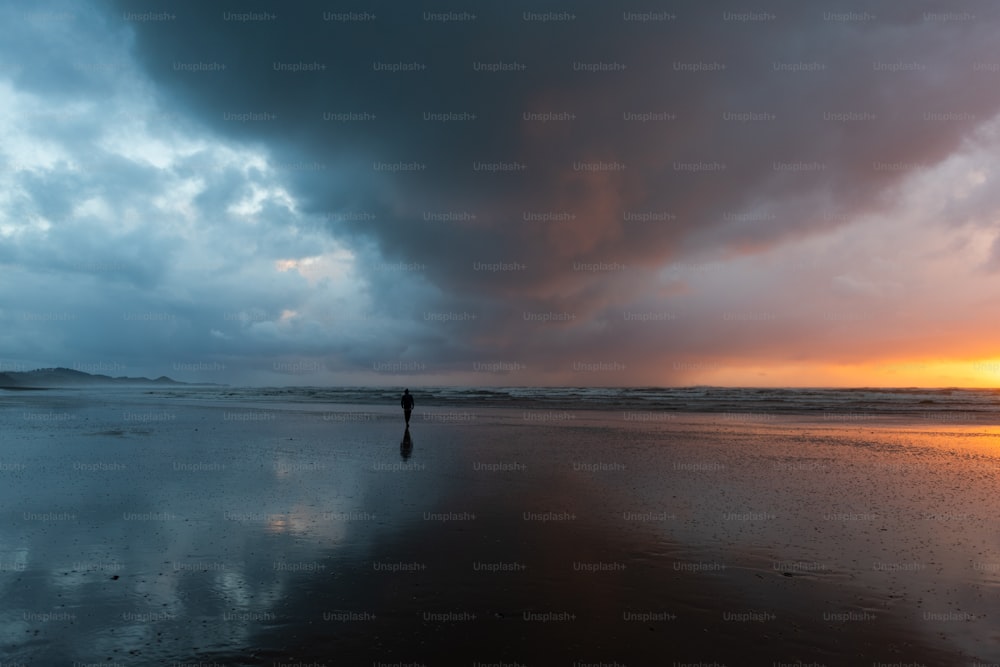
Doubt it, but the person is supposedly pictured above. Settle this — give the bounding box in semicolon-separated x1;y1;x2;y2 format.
400;388;415;426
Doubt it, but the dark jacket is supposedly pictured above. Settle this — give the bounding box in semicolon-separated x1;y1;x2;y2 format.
401;393;415;410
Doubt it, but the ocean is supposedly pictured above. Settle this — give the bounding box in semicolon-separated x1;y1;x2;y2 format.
135;385;1000;421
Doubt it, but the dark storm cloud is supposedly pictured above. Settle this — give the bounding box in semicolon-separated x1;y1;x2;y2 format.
107;0;1000;261
20;0;995;382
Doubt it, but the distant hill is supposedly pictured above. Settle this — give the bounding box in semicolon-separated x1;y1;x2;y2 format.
0;367;199;389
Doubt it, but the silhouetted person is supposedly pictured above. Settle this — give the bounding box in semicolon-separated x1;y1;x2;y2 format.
401;388;414;426
400;427;413;460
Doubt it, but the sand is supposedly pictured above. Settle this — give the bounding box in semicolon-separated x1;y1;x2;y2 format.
1;388;998;665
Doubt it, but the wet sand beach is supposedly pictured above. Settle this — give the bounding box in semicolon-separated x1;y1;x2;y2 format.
1;388;999;665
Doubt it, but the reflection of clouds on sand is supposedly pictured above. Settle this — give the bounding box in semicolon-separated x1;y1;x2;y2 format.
250;505;352;542
426;410;1000;661
0;618;33;652
213;569;284;624
7;392;999;662
0;393;433;663
619;416;1000;659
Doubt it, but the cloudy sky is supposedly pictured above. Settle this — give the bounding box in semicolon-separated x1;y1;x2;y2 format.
3;0;1000;387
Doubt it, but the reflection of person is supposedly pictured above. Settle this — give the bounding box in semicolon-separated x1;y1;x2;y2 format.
401;389;415;426
400;428;413;460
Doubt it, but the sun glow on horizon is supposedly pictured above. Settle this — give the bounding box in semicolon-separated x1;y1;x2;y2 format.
686;358;1000;389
